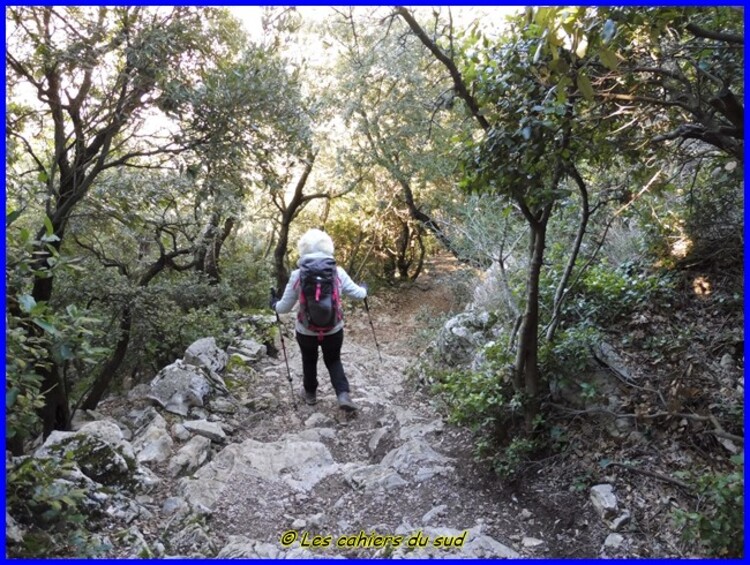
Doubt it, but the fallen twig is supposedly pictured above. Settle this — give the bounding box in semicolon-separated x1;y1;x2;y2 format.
602;461;694;493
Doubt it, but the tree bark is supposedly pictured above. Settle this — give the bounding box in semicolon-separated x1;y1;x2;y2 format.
273;153;318;291
80;305;133;411
274;218;292;291
546;164;590;342
396;219;411;279
204;216;235;284
514;208;550;432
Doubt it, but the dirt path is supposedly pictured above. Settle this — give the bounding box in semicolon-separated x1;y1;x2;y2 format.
195;255;607;558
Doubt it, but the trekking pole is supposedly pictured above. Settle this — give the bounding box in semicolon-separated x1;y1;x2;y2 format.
363;297;383;363
274;310;298;410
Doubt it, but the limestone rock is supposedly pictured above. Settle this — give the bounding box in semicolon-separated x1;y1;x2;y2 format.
381;438;453;479
343;463;407;491
522;536;544;547
179;438;338;511
132;414;173;463
184;337;228;374
168;435;212;477
208;397;238;415
436;311;493;367
227;338;266;361
183;419;227;443
399;418;444;441
590;484;618;520
305;412;333;428
368;427;389;454
162;497;189;517
172;423;191;442
604;533;624;548
6;511;24;544
422;504;447;525
127;406;160;430
147;360;211;417
35;421;137;488
171;522;215;555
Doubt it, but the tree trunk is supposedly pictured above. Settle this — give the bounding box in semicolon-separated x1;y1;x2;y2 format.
396;219;411;279
399;176;481;267
80;305;132;410
36;364;71;439
30;224;72;437
274;218;292;292
514;209;550;432
272;154;318;291
409;227;427;281
204;217;235;284
546;165;590;342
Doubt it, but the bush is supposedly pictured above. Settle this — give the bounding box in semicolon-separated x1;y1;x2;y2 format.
5;213;107;448
673;454;744;557
540;323;601;378
6;455;109;557
431;340;545;478
578;262;671;322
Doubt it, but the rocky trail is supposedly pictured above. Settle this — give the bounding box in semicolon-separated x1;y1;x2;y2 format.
10;257;636;558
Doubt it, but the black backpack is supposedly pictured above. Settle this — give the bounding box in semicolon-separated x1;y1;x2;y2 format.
296;257;342;334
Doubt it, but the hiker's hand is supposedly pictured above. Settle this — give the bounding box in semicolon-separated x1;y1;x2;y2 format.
269;288;278;310
360;282;368;294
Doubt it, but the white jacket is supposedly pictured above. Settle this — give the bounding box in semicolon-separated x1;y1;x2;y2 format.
274;251;367;336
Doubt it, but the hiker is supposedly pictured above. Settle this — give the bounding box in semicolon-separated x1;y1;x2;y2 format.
270;228;367;411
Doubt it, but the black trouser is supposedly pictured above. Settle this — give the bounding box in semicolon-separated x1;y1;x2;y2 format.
296;329;349;395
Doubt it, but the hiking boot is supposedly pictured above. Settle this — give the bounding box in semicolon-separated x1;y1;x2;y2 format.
337;392;358;412
299;388;317;405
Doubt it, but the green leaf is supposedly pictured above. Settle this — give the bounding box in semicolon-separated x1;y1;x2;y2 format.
6;388;20;409
555;77;570;104
54;343;75;362
576;72;595;102
37;170;48;183
550;57;569;75
599;48;618;70
43;215;54;237
19;227;31;244
33;319;59;336
18;294;36;313
6;209;22;227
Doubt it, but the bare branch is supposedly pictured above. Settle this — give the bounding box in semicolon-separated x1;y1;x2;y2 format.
686;22;743;45
394;6;490;131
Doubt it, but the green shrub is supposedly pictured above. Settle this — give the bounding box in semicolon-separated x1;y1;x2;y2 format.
579;262;671;322
6;455;110;557
431;340;545;477
490;436;537;478
6;214;107;447
540;323;601;377
673;454;744;557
